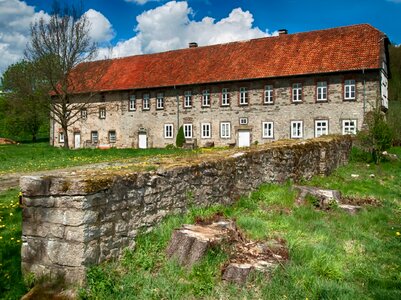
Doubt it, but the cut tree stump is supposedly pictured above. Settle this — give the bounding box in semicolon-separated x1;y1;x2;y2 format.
166;221;233;266
222;263;253;285
294;185;341;208
166;217;288;285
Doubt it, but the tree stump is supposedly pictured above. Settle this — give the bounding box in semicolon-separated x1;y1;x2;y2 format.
166;222;232;266
294;185;341;208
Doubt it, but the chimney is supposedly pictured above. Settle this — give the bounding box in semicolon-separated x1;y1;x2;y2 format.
278;29;288;35
189;42;198;48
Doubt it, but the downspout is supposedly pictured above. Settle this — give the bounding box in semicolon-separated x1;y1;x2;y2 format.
363;68;366;116
175;85;180;134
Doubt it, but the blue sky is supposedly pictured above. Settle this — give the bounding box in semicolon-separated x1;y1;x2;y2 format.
0;0;400;75
25;0;401;43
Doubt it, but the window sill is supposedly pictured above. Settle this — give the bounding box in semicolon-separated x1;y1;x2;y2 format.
263;102;274;105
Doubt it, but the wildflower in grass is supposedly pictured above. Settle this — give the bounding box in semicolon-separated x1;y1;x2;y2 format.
9;212;13;216
11;237;14;240
0;236;2;239
397;231;401;236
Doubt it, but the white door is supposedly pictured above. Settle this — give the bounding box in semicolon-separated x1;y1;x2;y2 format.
74;133;81;149
238;130;250;147
138;133;147;149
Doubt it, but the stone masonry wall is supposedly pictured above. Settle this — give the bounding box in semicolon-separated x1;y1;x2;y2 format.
20;136;352;284
51;71;380;148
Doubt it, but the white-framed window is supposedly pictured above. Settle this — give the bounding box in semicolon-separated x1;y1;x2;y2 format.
91;131;98;143
317;81;327;101
143;93;150;110
202;90;210;107
239;117;248;125
183;124;193;139
315;120;329;137
184;91;192;108
59;132;65;143
264;85;274;104
80;109;87;119
292;83;302;102
221;88;230;106
99;107;106;119
129;94;136;111
239;87;248;105
201;123;211;139
109;130;116;143
262;122;274;138
164;124;173;139
344;80;356;100
156;93;164;109
342;119;357;135
291;121;303;138
220;122;231;139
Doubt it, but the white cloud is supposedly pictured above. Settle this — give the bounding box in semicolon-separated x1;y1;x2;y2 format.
83;9;115;43
0;0;50;76
387;0;401;3
102;1;274;59
0;1;115;77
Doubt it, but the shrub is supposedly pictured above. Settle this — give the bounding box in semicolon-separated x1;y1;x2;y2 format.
176;125;185;148
357;109;393;163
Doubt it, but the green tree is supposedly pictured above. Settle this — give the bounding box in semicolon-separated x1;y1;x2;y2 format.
389;45;401;101
357;108;393;163
1;60;49;142
176;126;185;148
25;1;105;148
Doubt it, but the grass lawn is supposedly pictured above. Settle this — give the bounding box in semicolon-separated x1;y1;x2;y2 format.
0;148;400;299
0;189;26;299
80;148;401;299
0;142;190;175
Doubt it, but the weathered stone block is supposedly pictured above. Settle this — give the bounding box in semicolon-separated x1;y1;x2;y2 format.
46;240;85;267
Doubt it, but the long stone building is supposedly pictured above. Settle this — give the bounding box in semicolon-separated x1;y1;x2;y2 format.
51;24;389;149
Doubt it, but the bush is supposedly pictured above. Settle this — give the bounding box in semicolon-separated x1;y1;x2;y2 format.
357;109;393;163
176;125;185;148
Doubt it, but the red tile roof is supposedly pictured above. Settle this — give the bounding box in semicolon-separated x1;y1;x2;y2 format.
71;24;385;93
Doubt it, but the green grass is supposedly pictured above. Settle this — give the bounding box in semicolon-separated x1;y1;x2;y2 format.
0;189;27;300
1;148;401;299
0;142;190;175
79;149;401;300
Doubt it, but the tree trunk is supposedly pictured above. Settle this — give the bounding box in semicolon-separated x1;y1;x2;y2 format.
62;124;69;148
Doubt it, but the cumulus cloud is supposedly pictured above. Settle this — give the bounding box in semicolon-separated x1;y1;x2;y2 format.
83;9;115;43
0;1;115;77
0;0;50;76
103;1;274;59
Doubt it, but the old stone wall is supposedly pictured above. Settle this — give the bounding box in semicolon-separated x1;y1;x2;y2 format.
51;71;380;148
21;136;352;284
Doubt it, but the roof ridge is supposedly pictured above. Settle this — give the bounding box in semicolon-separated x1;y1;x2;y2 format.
91;23;380;64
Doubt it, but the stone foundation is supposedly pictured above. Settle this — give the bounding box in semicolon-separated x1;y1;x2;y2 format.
20;136;352;284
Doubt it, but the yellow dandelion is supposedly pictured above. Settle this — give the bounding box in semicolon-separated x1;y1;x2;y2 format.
11;237;14;240
0;236;2;240
17;240;21;243
9;212;13;216
397;232;401;236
